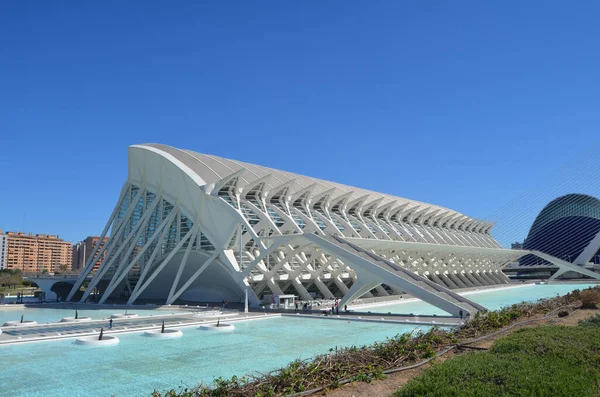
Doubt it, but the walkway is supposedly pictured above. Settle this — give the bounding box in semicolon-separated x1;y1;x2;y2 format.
0;311;278;345
280;311;463;327
0;306;462;346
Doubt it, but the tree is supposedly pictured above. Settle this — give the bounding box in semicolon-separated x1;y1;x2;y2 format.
0;270;22;288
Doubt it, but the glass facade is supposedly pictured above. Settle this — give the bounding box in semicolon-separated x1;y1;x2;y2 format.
520;194;600;266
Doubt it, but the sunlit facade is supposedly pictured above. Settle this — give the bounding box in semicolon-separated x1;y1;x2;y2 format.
66;144;599;316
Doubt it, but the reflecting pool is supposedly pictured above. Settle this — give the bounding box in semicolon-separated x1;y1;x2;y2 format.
0;316;424;397
357;283;597;315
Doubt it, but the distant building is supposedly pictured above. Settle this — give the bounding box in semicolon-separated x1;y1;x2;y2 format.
72;236;109;272
72;242;83;271
4;231;72;273
511;242;523;250
520;194;600;267
0;231;7;270
506;193;600;280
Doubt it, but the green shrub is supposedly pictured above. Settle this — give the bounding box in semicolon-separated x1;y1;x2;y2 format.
579;313;600;327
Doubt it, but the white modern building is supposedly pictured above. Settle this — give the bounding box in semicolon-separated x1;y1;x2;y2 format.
66;144;600;316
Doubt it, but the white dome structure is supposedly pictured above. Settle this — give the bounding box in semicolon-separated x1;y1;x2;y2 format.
66;144;600;317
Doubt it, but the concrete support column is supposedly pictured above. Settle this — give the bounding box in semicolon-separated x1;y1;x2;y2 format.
291;278;313;301
463;272;482;287
387;285;405;295
441;273;459;289
448;272;467;288
313;277;336;299
430;273;449;288
471;272;488;286
331;276;350;296
495;271;511;284
479;271;498;285
472;272;490;285
455;272;473;287
486;271;503;284
375;285;389;296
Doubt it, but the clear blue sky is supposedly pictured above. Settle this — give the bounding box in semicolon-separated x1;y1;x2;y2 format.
1;1;599;244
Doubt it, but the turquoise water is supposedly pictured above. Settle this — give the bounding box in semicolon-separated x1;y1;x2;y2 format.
0;307;185;324
360;283;597;315
0;316;423;397
0;283;595;396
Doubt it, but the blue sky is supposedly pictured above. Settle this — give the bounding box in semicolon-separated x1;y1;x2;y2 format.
1;1;599;244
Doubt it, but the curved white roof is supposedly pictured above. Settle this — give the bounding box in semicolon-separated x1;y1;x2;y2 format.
135;143;464;219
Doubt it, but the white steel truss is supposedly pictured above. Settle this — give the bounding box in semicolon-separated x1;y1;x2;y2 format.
67;144;599;317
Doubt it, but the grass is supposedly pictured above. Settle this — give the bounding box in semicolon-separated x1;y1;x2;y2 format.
393;325;600;397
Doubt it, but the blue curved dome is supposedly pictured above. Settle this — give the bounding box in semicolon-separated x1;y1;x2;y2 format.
520;194;600;266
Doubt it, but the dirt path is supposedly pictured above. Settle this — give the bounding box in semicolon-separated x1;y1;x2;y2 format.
321;309;597;397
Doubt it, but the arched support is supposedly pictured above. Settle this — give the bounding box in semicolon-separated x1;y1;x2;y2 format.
533;250;600;281
338;280;381;308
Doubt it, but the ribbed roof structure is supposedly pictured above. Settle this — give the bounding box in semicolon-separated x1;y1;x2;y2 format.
142;143;463;222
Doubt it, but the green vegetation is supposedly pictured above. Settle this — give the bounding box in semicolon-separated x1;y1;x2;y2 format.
0;269;37;295
0;269;23;288
393;325;600;397
579;313;600;327
150;286;599;397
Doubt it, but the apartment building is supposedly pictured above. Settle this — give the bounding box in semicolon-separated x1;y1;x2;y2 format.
72;236;109;271
4;231;73;273
0;231;7;270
